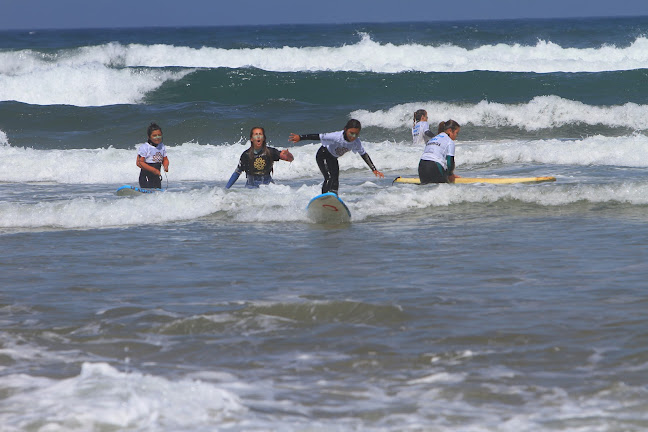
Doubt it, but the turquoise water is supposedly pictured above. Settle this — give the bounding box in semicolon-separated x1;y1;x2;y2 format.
2;17;648;431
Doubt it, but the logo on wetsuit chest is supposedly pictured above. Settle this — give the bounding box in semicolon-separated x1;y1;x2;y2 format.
254;157;266;171
152;152;163;163
334;147;350;157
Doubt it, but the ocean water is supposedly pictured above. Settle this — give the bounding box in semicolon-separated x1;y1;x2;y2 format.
2;16;648;431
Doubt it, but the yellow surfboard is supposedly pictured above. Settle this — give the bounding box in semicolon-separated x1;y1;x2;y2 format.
393;176;556;185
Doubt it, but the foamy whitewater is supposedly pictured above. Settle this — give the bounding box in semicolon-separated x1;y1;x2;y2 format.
2;17;648;431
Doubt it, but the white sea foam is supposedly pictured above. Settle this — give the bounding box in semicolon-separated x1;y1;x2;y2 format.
1;65;190;106
0;141;314;184
2;132;648;230
0;129;8;146
352;96;648;131
1;133;648;186
2;171;648;231
0;362;244;432
2;359;645;431
0;46;196;106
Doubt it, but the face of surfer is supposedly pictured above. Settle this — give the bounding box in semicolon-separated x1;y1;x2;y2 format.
447;127;460;140
149;129;163;145
345;128;360;141
250;128;265;150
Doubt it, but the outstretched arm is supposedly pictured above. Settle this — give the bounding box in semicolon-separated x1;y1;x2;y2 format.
289;133;319;143
361;153;384;178
225;170;241;189
280;149;294;162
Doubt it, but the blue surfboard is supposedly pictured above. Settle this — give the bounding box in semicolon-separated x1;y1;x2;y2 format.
115;185;162;196
306;192;351;224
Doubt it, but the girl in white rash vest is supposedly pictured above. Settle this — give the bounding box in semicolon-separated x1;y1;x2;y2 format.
289;119;384;194
136;122;169;189
418;119;461;184
412;109;434;147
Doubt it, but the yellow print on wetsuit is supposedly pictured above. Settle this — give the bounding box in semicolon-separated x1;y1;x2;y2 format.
237;147;281;176
253;157;266;172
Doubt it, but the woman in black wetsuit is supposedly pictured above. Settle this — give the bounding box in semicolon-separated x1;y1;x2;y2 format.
226;127;294;189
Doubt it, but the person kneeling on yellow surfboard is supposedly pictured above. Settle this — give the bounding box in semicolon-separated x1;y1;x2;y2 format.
418;119;461;184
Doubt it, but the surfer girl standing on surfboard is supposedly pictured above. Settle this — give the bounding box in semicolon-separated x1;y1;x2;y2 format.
226;127;294;188
418;120;461;184
136;123;169;189
412;109;434;147
289;119;384;194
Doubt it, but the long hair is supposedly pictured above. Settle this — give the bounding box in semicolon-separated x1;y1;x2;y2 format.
247;126;268;162
437;119;460;134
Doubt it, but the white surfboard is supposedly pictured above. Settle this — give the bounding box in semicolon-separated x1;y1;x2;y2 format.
115;185;162;196
306;192;351;224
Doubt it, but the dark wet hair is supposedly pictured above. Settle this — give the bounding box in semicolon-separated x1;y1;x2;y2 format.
413;109;427;124
437;119;460;134
147;122;162;138
344;119;361;130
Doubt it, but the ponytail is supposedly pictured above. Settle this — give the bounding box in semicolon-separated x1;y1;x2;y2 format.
413;109;427;125
438;119;460;134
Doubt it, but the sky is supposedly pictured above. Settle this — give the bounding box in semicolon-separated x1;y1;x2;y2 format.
1;0;648;30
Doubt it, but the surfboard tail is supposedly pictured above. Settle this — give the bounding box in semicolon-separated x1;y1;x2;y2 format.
306;192;351;224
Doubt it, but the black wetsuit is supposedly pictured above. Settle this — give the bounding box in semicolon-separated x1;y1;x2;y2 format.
418;159;450;184
139;162;162;189
236;147;282;188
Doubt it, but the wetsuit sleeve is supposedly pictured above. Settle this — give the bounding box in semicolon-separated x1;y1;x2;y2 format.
225;171;241;189
446;155;455;175
269;147;282;161
424;128;435;138
299;134;320;141
361;153;377;171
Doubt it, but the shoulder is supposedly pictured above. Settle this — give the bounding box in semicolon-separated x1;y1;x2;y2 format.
321;131;343;141
433;132;450;142
137;142;151;153
440;133;454;144
354;138;365;153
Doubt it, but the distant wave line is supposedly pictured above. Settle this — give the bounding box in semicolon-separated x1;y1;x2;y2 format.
3;34;648;74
